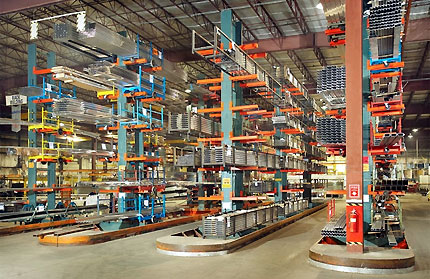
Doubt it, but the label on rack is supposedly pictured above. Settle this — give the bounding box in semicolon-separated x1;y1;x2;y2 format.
222;178;231;188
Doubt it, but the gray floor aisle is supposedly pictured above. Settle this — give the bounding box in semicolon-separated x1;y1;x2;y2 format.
0;194;428;279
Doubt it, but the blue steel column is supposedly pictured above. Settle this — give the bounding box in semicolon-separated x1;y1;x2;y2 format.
197;97;205;210
117;78;127;212
47;51;56;209
220;9;243;211
27;44;37;207
274;109;285;202
362;16;373;233
220;9;234;212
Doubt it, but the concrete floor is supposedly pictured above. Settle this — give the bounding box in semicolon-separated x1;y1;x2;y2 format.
0;194;429;279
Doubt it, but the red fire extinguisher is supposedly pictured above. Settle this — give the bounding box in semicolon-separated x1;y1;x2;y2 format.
349;209;358;233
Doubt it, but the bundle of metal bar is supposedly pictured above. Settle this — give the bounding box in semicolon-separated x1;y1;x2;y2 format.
52;98;115;125
51;66;112;92
85;61;139;88
321;213;347;237
316;118;346;144
168;112;221;136
317;66;346;108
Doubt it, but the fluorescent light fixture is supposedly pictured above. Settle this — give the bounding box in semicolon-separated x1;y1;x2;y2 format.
321;105;327;110
185;89;191;93
408;134;413;138
316;3;324;10
412;128;418;132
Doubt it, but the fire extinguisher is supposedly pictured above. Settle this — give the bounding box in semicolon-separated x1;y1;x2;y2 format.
348;209;358;233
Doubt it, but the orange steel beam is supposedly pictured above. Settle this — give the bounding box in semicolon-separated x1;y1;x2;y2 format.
197;167;224;171
367;60;404;70
123;58;148;65
198;193;224;201
367;104;404;112
229;74;258;81
326;190;347;195
209;113;221;117
280;107;301;112
239;81;267;88
197;107;222;113
230;104;258;111
209;85;221;91
230;135;259;141
197;137;223;142
289;111;304;115
197;77;223;84
124;92;147;97
370;71;402;79
371;111;403;117
239;110;267;115
256;129;276;136
249;53;267;59
239;139;267;143
33;66;52;75
140;97;163;103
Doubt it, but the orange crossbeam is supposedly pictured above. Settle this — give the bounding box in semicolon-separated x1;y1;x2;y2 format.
230;135;258;141
230;104;258;111
326;190;346;195
197;77;223;85
140;97;163;103
367;60;404;70
370;71;402;79
239;139;266;143
198;195;223;201
197;167;224;172
209;113;221;117
289;111;304;115
291;92;304;96
33;67;52;75
229;74;258;81
280;107;301;112
280;128;303;134
239;81;267;88
33;98;54;104
256;129;276;136
209;85;221;91
239;110;267;115
249;53;267;59
197;137;223;142
142;66;162;72
123;58;148;65
197;106;223;113
281;148;303;153
124;91;147;97
196;49;218;56
372;111;403;117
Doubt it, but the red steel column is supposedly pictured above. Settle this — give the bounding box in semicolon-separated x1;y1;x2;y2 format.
345;0;364;253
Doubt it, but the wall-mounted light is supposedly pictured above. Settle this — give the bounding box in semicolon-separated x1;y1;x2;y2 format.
408;133;413;138
185;89;191;93
412;128;418;133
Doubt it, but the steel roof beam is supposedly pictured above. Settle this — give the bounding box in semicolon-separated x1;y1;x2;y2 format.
0;0;67;15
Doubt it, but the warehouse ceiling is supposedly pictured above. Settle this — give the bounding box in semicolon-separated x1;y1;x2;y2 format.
0;0;429;149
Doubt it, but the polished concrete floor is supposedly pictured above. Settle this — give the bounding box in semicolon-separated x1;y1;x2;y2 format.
0;194;429;279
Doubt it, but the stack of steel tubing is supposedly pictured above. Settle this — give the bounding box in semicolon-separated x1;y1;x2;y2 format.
52;98;115;125
376;133;404;146
321;213;346;237
316;118;346;144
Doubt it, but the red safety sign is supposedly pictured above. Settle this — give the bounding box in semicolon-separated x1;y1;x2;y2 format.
349;184;360;199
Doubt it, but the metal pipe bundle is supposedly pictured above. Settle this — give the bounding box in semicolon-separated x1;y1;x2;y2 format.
317;66;346;107
316;118;346;144
52;98;115;125
321;213;346;237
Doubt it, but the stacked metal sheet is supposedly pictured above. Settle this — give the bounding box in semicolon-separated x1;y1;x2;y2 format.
316;118;346;144
52;98;114;125
317;66;346;107
374;179;408;191
249;180;275;193
176;154;201;167
51;66;112;92
321;213;346;237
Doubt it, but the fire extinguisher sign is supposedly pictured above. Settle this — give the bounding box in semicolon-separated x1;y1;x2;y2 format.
349;184;360;199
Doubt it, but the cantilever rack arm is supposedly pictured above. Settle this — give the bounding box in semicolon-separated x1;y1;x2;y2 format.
192;27;282;100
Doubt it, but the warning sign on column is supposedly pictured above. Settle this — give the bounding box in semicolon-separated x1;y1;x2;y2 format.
349;184;360;199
